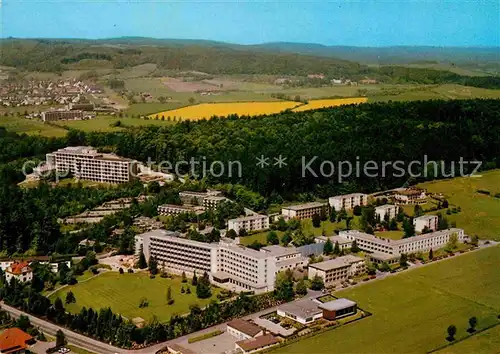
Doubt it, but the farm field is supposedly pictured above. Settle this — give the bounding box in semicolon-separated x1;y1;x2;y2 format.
370;84;500;102
0;115;67;137
149;101;300;120
292;97;367;111
416;169;500;240
273;246;500;354
49;272;221;323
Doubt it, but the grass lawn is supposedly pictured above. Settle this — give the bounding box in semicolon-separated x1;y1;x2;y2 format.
53;115;173;132
49;272;221;323
0;116;67;137
416;169;500;240
272;246;500;354
435;325;500;354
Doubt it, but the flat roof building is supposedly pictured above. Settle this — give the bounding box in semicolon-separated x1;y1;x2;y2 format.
42;110;84;122
308;255;366;287
281;202;328;220
375;204;398;221
277;298;323;324
318;298;357;321
315;235;353;251
329;193;368;211
393;188;426;205
157;204;205;216
413;215;439;232
339;228;465;256
136;230;306;294
235;334;280;354
227;214;269;234
227;319;263;340
43;146;137;184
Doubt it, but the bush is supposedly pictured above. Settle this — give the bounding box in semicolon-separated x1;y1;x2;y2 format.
476;189;491;195
149;275;156;279
127;268;134;273
188;329;224;343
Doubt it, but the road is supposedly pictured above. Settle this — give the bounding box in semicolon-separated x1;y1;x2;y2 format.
1;242;497;354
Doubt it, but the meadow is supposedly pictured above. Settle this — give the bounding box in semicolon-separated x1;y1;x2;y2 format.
273;246;500;354
416;169;500;240
435;325;500;353
0;115;67;137
53;115;173;132
49;272;221;322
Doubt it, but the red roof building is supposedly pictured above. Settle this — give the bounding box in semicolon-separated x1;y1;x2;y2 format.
0;328;34;354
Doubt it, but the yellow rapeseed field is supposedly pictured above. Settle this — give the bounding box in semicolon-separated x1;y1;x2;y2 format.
292;97;368;111
149;101;300;120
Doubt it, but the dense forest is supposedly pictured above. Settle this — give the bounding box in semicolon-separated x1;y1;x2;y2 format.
1;39;500;88
66;99;500;198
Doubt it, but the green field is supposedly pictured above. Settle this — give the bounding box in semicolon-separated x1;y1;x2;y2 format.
416;169;500;240
436;325;500;354
49;272;221;322
273;246;500;354
52;115;173;132
0;116;67;137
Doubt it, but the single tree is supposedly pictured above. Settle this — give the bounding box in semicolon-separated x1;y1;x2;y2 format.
196;272;212;299
148;256;158;275
56;329;66;347
267;231;280;245
65;291;76;304
312;213;321;228
333;241;341;255
181;271;187;283
399;253;408;267
226;229;237;239
353;205;362;216
274;271;294;301
428;248;434;260
137;251;147;269
192;271;198;286
351;239;360;253
323;238;334;255
447;325;457;341
281;231;292;246
310;275;325;291
166;286;174;305
119;267;124;274
329;207;337;223
295;279;308;296
468;316;477;333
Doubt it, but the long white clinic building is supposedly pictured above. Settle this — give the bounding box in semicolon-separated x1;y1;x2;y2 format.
38;146;138;183
338;228;466;259
135;230;308;293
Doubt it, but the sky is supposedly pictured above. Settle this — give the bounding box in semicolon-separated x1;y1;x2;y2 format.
1;0;499;47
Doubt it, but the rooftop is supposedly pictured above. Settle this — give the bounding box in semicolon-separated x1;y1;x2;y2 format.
282;202;327;211
6;261;32;275
236;334;280;352
168;343;196;354
392;228;463;246
260;245;300;257
375;204;397;210
278;298;322;318
414;214;438;221
227;319;263;337
395;189;425;196
0;328;33;353
228;214;268;222
318;298;357;311
308;255;364;271
315;235;353;244
330;193;367;199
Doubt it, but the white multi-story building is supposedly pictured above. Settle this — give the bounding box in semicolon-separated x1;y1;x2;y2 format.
179;190;223;206
203;196;227;210
375;204;398;221
329;193;368;211
339;228;465;257
5;261;33;284
308;255;366;287
227;214;269;234
135;229;307;293
157;204;204;216
413;215;439;232
40;146;137;183
281;202;328;220
135;229;218;275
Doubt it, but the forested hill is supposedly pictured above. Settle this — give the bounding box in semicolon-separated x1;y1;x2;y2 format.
1;39;500;88
64;99;500;198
